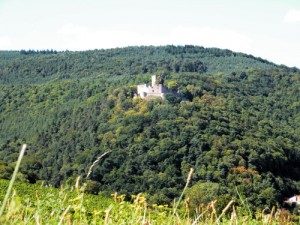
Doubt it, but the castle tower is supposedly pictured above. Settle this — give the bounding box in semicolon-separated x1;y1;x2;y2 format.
136;74;171;99
151;75;157;87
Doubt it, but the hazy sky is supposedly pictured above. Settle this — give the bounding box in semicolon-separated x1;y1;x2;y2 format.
0;0;300;68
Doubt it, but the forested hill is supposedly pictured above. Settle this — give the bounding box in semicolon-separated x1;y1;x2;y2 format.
0;45;283;84
1;45;300;211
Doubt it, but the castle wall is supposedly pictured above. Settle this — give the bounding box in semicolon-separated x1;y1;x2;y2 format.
136;75;170;99
137;84;149;94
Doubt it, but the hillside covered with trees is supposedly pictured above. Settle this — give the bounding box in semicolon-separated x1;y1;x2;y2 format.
0;45;300;212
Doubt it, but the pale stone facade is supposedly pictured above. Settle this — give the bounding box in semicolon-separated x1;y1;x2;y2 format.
136;75;169;99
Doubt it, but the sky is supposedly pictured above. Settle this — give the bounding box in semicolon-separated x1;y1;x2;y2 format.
0;0;300;68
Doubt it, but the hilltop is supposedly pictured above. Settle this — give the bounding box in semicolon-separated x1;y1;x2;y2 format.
0;45;282;84
0;45;300;212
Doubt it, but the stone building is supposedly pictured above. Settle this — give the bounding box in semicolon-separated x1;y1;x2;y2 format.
136;75;169;98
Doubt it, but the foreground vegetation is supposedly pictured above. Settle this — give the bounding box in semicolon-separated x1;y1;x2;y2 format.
0;177;298;224
1;46;300;212
0;146;298;224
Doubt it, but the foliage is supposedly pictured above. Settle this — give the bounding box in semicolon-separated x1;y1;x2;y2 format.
0;45;300;213
186;181;221;209
0;179;298;224
0;45;280;84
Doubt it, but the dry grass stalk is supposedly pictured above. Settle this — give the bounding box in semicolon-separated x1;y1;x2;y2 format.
215;200;234;224
75;176;81;191
104;205;112;225
35;214;40;225
185;197;190;215
58;205;71;225
86;151;112;179
142;206;148;225
174;168;194;215
230;205;238;225
210;200;217;223
261;206;276;224
192;207;210;225
269;206;275;224
0;144;27;217
113;192;118;203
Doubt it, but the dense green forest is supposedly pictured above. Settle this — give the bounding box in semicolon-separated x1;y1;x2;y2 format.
0;45;300;212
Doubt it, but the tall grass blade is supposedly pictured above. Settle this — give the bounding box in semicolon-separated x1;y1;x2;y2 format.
86;151;112;179
0;144;27;217
58;205;71;225
235;186;252;217
173;168;193;215
215;200;234;224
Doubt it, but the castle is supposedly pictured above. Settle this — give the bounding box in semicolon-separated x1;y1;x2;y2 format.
136;75;169;98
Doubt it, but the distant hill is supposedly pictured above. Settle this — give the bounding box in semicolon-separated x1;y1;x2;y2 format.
0;45;285;84
0;45;300;211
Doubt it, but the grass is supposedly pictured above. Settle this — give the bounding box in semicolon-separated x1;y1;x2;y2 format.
0;145;299;224
0;182;297;224
0;144;27;217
